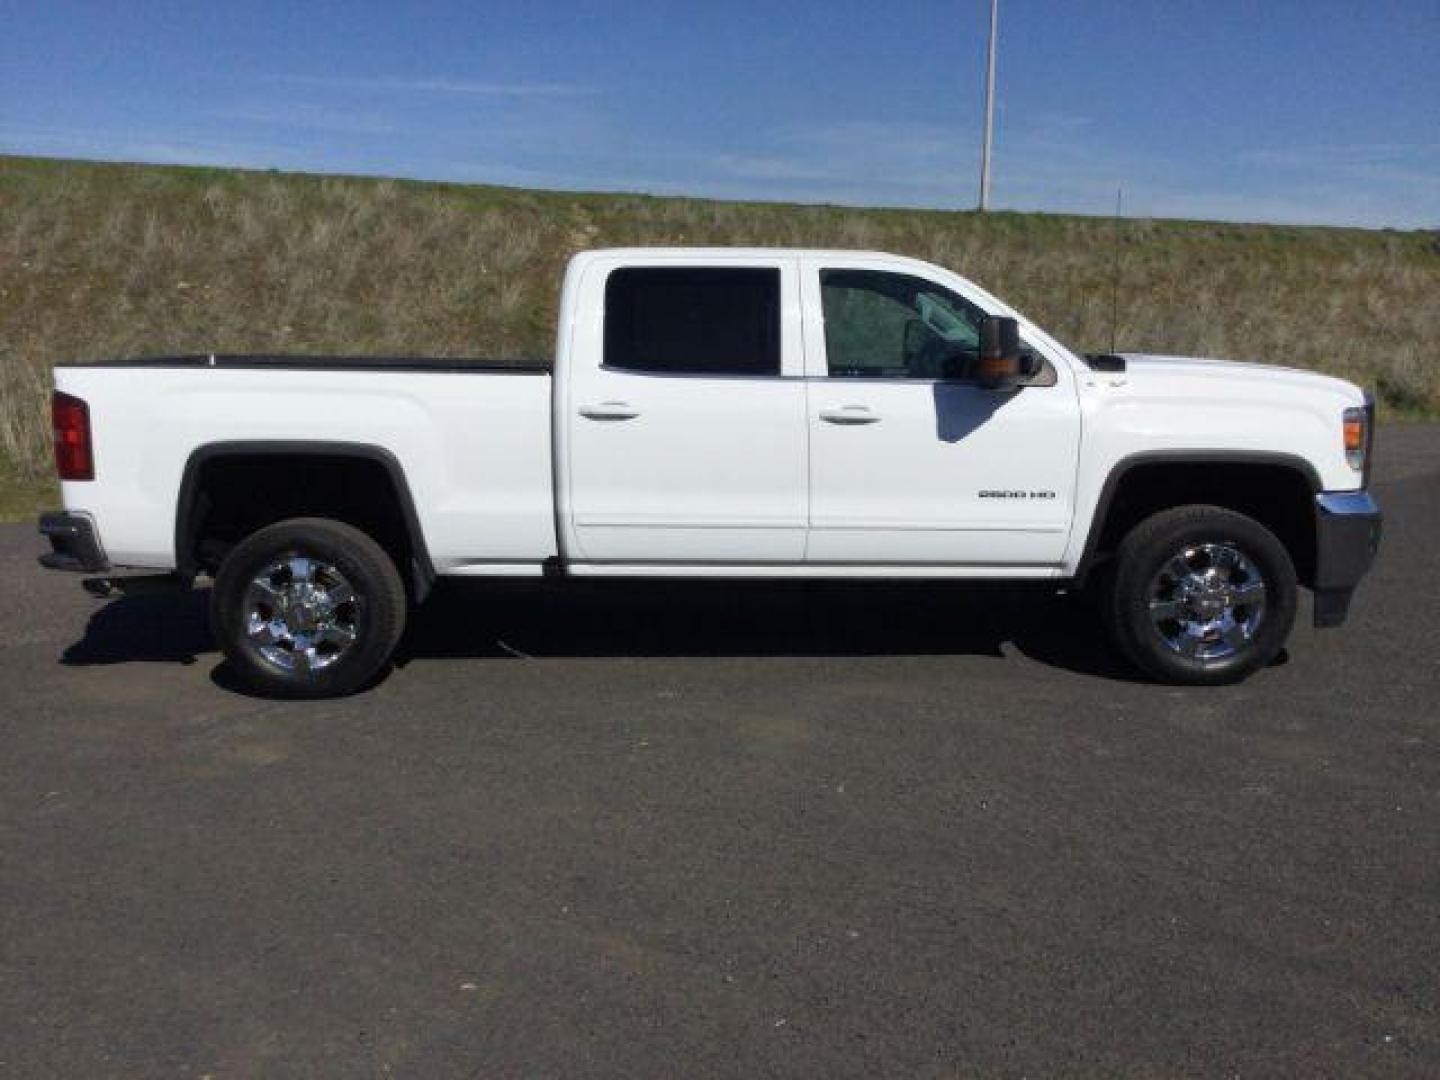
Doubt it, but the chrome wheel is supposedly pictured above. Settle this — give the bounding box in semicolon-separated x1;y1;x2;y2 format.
244;555;361;674
1147;542;1267;661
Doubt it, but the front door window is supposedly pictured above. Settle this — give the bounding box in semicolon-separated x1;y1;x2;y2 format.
820;269;987;381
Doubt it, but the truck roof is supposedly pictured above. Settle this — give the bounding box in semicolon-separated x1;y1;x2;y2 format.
575;247;917;262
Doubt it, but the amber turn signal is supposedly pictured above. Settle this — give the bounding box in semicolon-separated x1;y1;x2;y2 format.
1342;407;1367;472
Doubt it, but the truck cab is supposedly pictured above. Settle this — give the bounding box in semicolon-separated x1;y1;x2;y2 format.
556;249;1080;571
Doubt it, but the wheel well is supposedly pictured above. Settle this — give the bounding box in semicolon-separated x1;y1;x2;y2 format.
177;446;433;598
1086;461;1317;586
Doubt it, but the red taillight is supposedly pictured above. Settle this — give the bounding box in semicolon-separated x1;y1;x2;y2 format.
52;391;94;481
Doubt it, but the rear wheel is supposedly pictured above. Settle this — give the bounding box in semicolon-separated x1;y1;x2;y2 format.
1105;504;1297;685
211;518;406;698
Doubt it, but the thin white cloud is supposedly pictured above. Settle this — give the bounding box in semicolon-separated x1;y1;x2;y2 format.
0;123;303;171
266;74;597;97
1234;141;1440;209
214;104;399;136
1240;141;1440;170
713;154;844;184
690;118;1440;227
5;109;1435;229
712;121;970;194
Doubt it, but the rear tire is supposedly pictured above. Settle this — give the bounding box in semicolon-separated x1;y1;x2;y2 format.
1104;504;1297;685
211;517;407;698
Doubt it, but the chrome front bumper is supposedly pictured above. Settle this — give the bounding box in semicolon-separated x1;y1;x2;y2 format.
1312;491;1382;628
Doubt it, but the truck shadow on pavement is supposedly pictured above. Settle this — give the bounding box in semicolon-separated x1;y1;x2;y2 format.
60;578;1145;685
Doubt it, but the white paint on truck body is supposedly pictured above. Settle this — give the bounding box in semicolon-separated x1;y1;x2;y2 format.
55;366;557;571
55;248;1369;579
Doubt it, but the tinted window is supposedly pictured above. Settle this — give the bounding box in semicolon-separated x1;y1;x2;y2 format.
605;267;780;376
821;269;986;380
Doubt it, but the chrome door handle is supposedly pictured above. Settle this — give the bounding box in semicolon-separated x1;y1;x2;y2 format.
579;401;641;421
818;406;881;425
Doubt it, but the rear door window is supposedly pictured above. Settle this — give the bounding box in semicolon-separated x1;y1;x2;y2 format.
604;267;780;376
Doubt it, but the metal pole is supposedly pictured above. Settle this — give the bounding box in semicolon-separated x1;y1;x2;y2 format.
978;0;998;211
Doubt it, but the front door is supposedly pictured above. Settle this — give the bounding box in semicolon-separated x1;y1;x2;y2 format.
802;260;1080;567
566;259;808;564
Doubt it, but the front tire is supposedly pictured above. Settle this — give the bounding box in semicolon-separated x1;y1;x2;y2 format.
1105;505;1297;685
211;518;407;698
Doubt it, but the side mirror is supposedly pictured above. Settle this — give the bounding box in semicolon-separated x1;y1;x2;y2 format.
978;316;1022;389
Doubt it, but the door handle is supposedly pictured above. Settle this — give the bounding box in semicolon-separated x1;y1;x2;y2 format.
818;406;881;425
579;401;641;421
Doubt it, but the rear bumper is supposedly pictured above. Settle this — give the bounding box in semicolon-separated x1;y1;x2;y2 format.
37;511;110;572
1312;491;1381;628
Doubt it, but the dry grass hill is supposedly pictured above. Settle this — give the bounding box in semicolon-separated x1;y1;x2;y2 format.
2;154;1436;518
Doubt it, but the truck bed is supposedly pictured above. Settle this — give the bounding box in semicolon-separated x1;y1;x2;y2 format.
54;359;558;573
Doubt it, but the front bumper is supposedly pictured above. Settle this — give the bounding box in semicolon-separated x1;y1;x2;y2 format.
1312;491;1382;628
37;511;110;572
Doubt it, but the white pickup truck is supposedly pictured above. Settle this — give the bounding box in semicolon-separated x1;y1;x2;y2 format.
40;247;1381;697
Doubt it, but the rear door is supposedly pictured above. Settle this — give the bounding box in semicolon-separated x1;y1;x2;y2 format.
801;256;1081;567
564;256;808;563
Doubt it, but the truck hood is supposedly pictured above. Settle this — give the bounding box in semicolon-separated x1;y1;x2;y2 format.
1077;352;1367;491
1111;353;1367;405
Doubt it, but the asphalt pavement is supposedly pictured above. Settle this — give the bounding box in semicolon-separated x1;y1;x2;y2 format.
2;425;1437;1077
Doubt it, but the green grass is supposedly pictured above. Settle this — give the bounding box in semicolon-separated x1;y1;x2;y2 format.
2;152;1437;510
0;459;55;522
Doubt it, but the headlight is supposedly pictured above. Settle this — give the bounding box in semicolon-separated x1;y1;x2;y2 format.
1343;405;1369;473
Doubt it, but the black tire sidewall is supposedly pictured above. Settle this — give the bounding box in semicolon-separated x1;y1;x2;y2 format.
211;519;406;698
1110;507;1297;685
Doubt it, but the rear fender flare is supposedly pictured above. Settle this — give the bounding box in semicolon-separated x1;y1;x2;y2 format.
174;440;436;599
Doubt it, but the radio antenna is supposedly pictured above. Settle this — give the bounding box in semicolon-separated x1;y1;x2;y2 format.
1109;186;1123;355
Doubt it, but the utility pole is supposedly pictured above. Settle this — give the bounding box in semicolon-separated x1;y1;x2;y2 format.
978;0;998;211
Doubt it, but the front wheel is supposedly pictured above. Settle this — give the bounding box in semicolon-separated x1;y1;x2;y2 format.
1105;505;1298;685
211;518;407;698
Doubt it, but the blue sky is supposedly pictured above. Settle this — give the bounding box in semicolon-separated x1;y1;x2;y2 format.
2;0;1437;227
